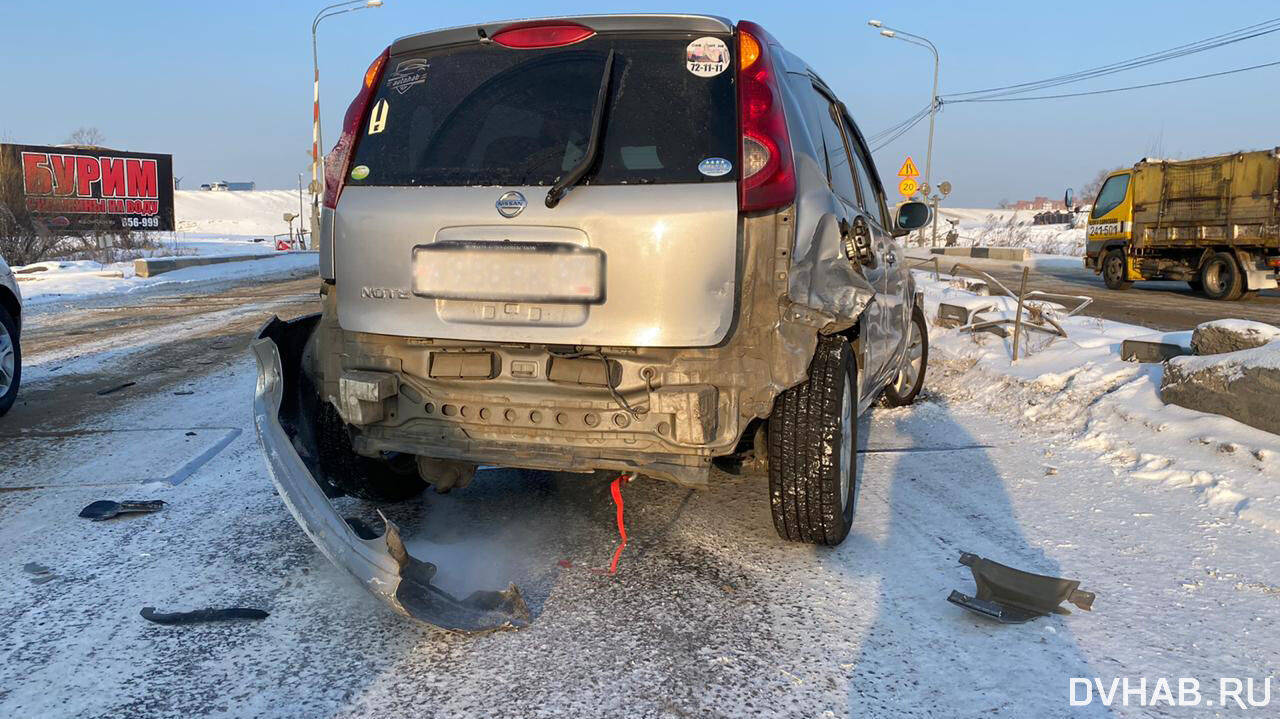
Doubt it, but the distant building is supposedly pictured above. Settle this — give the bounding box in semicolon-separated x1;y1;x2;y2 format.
200;180;256;192
1007;196;1066;211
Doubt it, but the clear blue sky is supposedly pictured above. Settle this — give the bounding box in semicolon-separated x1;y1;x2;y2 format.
2;0;1276;207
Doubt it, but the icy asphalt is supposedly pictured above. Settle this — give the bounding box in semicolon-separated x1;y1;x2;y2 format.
2;272;1278;718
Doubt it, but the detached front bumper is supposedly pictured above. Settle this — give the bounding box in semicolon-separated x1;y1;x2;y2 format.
251;314;529;632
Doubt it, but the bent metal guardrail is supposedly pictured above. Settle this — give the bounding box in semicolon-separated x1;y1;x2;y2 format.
910;261;1094;362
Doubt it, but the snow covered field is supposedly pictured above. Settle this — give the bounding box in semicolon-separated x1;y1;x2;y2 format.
13;190;315;307
911;207;1086;257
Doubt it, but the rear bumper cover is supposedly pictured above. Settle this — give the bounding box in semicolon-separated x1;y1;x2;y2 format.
251;314;528;632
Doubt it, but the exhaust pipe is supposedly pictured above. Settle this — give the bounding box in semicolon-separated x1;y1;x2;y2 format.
250;314;529;632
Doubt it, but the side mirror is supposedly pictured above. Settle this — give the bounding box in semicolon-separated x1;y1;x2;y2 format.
894;200;931;235
1064;188;1074;210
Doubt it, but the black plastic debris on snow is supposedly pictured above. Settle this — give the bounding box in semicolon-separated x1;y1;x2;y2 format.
96;382;137;396
140;607;270;625
79;499;167;521
947;551;1096;624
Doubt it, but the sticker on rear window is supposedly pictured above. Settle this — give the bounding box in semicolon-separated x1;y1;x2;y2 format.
368;99;389;135
350;165;370;181
698;157;733;177
386;58;428;94
686;37;730;77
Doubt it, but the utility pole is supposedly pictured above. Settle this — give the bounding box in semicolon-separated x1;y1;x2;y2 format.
869;20;941;244
297;173;306;249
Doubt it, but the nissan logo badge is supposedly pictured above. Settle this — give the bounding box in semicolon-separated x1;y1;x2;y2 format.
496;191;527;218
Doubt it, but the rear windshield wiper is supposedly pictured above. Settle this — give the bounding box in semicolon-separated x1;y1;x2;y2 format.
545;50;615;208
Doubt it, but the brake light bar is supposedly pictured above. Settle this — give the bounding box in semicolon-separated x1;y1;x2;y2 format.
491;22;595;49
736;22;795;213
323;47;389;210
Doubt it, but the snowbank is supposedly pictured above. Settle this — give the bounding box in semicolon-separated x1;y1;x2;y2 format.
16;252;317;307
175;189;308;236
911;207;1086;257
14;190;320;306
916;269;1280;532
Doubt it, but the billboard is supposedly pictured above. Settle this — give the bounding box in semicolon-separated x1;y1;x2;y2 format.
1;143;174;232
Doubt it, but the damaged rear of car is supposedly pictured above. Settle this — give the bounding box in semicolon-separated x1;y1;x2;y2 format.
254;14;932;630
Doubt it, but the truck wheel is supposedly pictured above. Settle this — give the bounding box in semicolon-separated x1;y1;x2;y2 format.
0;304;20;417
882;304;929;407
1102;250;1133;290
1200;252;1244;301
767;334;858;546
314;402;427;502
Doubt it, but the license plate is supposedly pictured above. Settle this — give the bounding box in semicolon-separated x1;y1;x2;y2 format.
412;242;605;303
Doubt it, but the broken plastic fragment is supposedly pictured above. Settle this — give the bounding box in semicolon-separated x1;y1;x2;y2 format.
79;499;166;521
947;551;1095;624
140;607;270;625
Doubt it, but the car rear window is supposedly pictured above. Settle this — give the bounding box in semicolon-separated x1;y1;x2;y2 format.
347;33;738;188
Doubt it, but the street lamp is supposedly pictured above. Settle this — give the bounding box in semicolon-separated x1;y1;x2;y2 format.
868;19;940;243
311;0;383;224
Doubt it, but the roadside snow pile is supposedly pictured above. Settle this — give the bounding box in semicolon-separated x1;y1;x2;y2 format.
1190;319;1280;355
907;208;1086;257
1163;340;1280;436
175;190;306;236
15;251;316;307
13;190;318;306
915;270;1280;532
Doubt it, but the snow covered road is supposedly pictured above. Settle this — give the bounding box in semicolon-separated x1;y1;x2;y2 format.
2;274;1278;717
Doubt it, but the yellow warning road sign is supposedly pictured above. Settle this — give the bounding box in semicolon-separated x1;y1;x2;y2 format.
897;156;920;178
899;178;918;196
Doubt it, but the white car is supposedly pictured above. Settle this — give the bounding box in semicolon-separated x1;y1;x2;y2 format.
0;253;21;416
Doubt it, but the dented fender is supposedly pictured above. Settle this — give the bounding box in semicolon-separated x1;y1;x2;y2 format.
251;314;529;632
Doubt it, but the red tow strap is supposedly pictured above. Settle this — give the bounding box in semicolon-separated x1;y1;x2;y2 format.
606;473;633;575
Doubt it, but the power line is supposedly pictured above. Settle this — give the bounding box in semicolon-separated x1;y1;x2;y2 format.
947;58;1280;103
946;16;1280;101
872;109;931;151
868;103;932;143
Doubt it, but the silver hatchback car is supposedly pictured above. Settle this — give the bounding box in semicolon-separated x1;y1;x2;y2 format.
254;14;931;630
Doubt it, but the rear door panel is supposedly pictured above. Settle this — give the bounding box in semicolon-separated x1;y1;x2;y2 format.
333;184;739;347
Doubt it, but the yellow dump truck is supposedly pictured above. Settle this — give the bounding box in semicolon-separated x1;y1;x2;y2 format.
1083;149;1280;300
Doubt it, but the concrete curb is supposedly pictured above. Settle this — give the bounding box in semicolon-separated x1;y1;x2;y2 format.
929;247;1031;262
134;251;316;278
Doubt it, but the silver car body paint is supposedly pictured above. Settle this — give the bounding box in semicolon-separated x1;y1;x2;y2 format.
333;184;739;347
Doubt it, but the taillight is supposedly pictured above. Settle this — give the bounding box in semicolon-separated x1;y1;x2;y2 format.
736;22;795;213
323;47;389;210
491;21;595;49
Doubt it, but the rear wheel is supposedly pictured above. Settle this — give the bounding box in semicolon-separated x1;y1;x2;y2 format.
0;304;19;417
1200;252;1244;301
882;305;929;407
767;334;858;546
1102;249;1132;290
314;402;427;502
